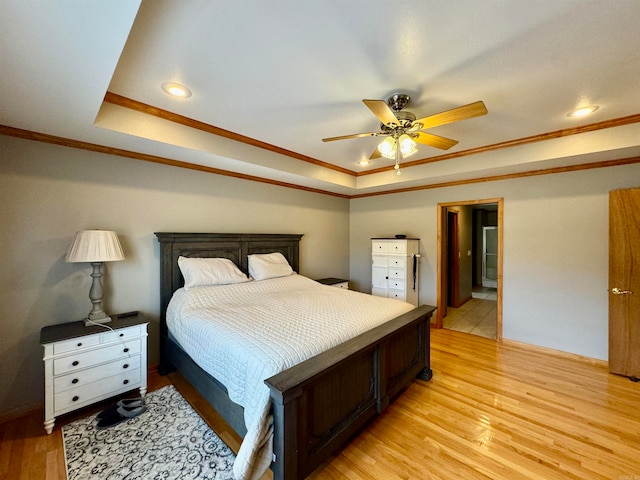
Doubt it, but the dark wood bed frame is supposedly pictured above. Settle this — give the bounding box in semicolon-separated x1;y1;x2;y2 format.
155;232;435;480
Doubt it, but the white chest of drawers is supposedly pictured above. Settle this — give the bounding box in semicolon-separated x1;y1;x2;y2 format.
40;313;148;434
371;238;420;307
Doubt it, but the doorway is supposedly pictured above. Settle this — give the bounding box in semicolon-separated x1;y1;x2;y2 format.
482;226;498;288
436;198;503;341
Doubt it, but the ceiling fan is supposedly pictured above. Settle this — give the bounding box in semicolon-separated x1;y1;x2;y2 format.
322;93;488;173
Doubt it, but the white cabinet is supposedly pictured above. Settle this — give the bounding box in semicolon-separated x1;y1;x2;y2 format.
40;313;148;434
371;238;420;306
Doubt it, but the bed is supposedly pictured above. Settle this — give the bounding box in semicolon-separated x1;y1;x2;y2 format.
155;232;436;480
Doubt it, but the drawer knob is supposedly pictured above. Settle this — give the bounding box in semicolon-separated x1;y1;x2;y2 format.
119;333;124;337
77;342;82;347
123;348;129;353
72;360;79;366
72;378;79;384
72;396;79;402
123;379;129;385
123;364;129;369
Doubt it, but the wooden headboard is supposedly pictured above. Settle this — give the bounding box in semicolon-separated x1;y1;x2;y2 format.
154;232;303;325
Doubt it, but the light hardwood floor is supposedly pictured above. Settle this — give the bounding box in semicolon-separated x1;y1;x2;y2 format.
2;328;639;480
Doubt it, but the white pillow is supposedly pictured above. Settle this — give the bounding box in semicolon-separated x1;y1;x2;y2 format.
178;256;250;290
248;252;294;281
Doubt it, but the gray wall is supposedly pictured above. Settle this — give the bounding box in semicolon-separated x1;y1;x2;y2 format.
2;132;639;419
349;164;640;361
0;135;350;417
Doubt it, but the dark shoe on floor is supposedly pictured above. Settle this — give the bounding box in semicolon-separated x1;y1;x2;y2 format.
97;397;144;420
97;404;147;429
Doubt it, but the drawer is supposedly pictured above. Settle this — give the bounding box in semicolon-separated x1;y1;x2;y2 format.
388;289;406;301
53;339;141;375
333;281;349;289
54;355;141;392
372;241;390;254
53;334;100;355
387;257;406;268
101;325;144;344
388;268;405;279
372;240;407;254
387;279;405;290
54;368;141;413
386;241;407;254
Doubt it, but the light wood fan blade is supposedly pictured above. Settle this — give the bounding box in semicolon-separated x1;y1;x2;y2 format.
369;147;382;159
363;99;400;126
414;101;487;130
322;131;379;142
414;132;459;150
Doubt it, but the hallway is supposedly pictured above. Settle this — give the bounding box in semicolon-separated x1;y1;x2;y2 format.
443;287;497;339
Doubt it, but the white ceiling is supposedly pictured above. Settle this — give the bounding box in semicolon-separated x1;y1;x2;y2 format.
2;0;639;196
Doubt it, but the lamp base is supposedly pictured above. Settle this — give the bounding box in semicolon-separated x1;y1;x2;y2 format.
84;314;112;327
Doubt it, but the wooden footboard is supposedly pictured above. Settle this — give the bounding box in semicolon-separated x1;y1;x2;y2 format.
265;305;435;479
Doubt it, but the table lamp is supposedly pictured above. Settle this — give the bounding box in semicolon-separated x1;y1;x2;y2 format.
65;230;125;326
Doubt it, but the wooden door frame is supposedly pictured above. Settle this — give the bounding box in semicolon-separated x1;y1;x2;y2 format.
436;198;504;341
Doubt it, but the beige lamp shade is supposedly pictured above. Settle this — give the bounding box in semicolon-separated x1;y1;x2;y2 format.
66;230;125;263
65;230;124;325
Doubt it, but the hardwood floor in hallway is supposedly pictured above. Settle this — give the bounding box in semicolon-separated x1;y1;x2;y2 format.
2;328;639;480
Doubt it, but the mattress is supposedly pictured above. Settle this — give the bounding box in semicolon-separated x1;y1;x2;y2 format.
166;274;415;480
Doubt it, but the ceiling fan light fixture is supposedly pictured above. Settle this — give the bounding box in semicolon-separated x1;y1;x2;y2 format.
378;134;417;160
378;137;397;159
567;105;598;118
398;134;417;157
161;82;192;98
323;93;488;174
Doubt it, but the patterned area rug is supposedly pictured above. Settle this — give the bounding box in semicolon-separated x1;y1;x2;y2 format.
62;385;235;479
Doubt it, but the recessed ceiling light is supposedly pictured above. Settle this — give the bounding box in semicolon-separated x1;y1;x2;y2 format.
161;82;192;98
357;159;371;166
567;105;599;118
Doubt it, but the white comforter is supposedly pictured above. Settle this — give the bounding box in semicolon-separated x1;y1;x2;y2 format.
166;274;414;480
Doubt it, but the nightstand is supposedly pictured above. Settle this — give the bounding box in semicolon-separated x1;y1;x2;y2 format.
40;312;148;434
317;277;349;289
